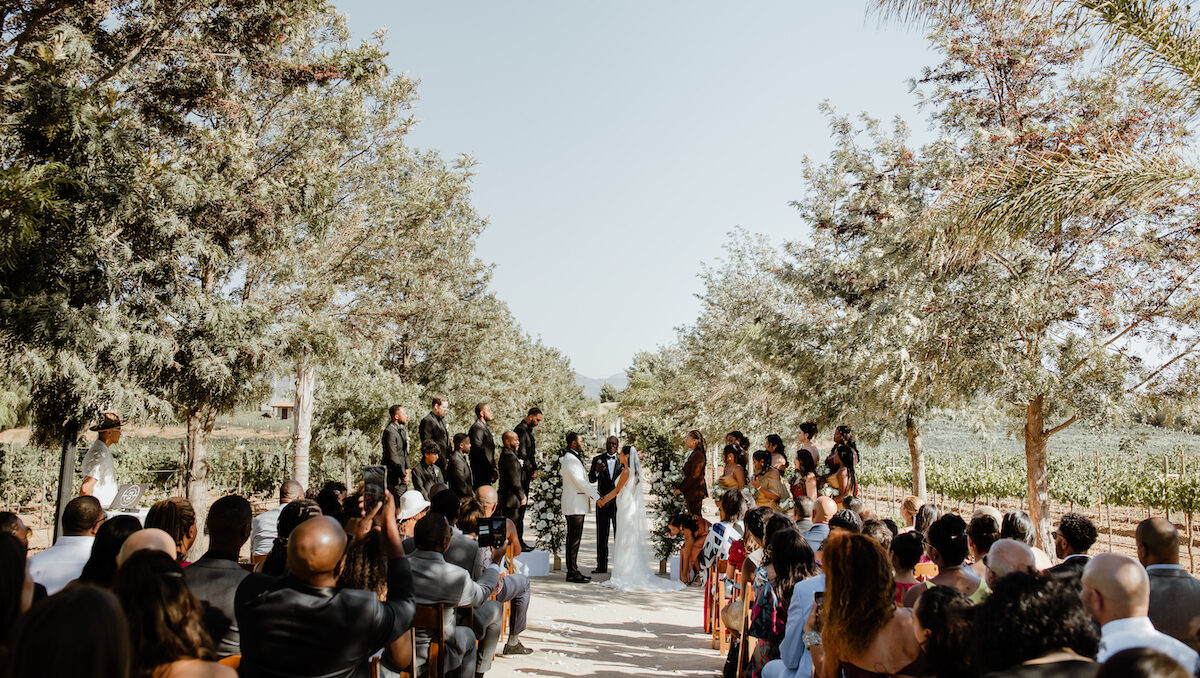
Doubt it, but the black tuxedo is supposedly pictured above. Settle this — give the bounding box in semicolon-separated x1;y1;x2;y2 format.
513;419;538;545
497;448;526;520
411;461;445;500
589;453;624;571
468;419;496;489
443;450;474;500
1047;554;1090;590
419;412;452;469
381;421;409;494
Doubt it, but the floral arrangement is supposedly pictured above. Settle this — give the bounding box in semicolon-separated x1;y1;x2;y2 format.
625;416;687;562
529;451;565;555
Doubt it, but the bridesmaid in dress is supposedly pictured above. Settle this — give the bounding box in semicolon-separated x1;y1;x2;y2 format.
718;444;747;492
793;421;820;499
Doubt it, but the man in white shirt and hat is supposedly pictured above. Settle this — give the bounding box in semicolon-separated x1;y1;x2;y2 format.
80;412;122;508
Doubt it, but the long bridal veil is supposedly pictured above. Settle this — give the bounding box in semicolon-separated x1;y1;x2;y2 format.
604;445;684;592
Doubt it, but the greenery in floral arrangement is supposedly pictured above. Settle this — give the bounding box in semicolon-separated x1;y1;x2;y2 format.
530;451;565;555
626;417;687;561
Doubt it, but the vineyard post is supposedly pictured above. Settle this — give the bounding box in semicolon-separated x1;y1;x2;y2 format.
1106;497;1114;551
1094;450;1101;524
1188;511;1195;575
1164;455;1170;523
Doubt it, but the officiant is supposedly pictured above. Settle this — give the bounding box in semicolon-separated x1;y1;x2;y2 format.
81;412;122;508
589;436;623;574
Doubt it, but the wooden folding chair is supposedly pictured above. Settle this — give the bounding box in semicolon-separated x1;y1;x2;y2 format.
496;543;517;648
413;603;448;678
712;557;732;652
734;566;756;678
217;655;240;670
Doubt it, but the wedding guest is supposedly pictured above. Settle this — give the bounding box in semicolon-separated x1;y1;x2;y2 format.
411;441;445;501
382;404;411;497
315;481;347;517
0;512;32;547
1097;648;1193;678
890;531;923;603
985;538;1037;587
1082;553;1200;672
751;450;786;510
1136;517;1200;650
145;496;198;564
793;496;814;533
6;585;131;678
904;513;988;607
861;519;892;551
468;402;497;488
444;433;475;499
29;495;105;594
828;509;862;536
77;514;141;588
968;513;1000;579
419;397;451;469
457;496;535;656
802;497;836;553
897;495;921;533
793;422;820;500
251;480;305;565
913;585;974;678
746;528;817;678
396;490;430;538
676;429;708;516
117;528;178;567
974;570;1099;676
698;489;747;572
669;514;707;585
914;502;939;536
1001;509;1054;569
259;499;322;576
722;507;774;635
718;444;748;492
115;549;235;677
807;532;923;678
1050;512;1098;587
0;535;33;644
184;495;253;657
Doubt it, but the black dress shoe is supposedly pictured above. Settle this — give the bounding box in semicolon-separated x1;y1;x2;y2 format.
520;542;535;551
565;572;592;583
592;567;608;574
502;641;534;655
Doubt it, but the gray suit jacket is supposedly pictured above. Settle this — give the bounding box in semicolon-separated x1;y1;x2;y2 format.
403;533;484;581
182;553;251;657
1148;565;1200;650
407;550;499;641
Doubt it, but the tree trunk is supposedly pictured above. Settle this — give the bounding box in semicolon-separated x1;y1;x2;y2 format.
905;415;926;501
184;409;210;562
53;421;80;542
1024;396;1052;552
291;361;316;490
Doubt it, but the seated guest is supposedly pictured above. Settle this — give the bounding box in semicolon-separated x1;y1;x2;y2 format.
315;481;347;517
29;495;105;594
1001;510;1053;570
913;585;974;678
397;490;430;538
974;570;1099;676
807;532;923;678
802;497;836;553
117;528;178;567
0;534;33;643
697;489;747;572
145;496;198;564
721;507;774;637
473;485;523;556
746;528;817;678
235;494;414;678
1050;512;1098;586
897;496;920;533
1082;553;1200;673
412;441;446;500
77;514;141;588
890;531;923;604
0;512;32;546
115;549;235;677
183;495;253;657
985;538;1037;588
408;513;505;677
914;503;939;536
841;495;864;518
967;514;1000;580
792;496;814;533
6;585;131;678
460;490;535;656
1097;648;1193;678
861;519;892;551
259;499;322;576
1137;517;1200;651
827;509;862;536
251;480;305;564
904;513;987;607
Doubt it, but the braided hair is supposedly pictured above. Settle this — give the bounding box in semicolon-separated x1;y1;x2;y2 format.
144;497;196;563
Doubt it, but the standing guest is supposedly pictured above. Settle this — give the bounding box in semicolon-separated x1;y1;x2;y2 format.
315;481;347;518
251;479;305;565
1082;553;1200;672
802;497;836;554
793;496;815;533
1137;517;1200;650
0;535;33;643
0;512;32;547
589;436;623;574
115;549;235;678
77;514;141;588
913;586;975;678
676;429;708;516
235;496;415;678
968;514;1001;580
560;432;601;584
751;450;787;510
897;496;921;534
766;434;787;474
444;433;475;500
397;490;430;538
29;495;104;594
890;531;924;604
718;444;748;492
145;496;198;565
824;425;859;498
904;513;988;607
469;402;497;488
411;441;446;500
1001;509;1054;570
184;495;253;658
513;407;542;550
258;499;323;577
793;422;820;500
419;397;452;469
382;404;411;497
807;532;923;678
1050;512;1099;586
6;585;132;678
497;431;527;526
985;538;1037;587
1097;648;1194;678
81;412;123;509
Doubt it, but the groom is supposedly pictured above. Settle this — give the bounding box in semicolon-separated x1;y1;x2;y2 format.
588;436;623;574
559;432;600;584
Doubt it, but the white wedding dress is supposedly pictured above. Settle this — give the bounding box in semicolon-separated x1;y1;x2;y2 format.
603;447;685;592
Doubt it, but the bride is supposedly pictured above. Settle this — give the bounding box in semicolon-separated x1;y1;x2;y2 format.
596;445;684;592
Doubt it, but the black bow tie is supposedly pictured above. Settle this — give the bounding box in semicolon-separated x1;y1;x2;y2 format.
606;453;616;459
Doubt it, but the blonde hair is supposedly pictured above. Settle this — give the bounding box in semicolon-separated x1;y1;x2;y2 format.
901;496;921;516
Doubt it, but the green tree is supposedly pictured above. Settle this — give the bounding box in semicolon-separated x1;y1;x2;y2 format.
599;382;620;403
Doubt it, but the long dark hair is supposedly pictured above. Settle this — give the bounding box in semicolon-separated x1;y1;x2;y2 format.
338;531;387;599
78;514;142;588
916;585;976;678
7;585;131;678
261;499;323;576
0;534;27;640
114;550;215;676
752;449;773;475
766;434;784;454
768;529;817;605
687;429;706;457
833;425;859;495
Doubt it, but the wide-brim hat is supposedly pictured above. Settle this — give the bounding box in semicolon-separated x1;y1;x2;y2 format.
89;412;123;432
398;490;431;520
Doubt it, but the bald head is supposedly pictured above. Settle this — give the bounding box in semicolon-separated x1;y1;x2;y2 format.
813;497;837;524
281;480;304;504
1136;517;1179;566
476;486;498;515
502;431;519;450
287;516;348;585
1081;553;1150;626
117;528;177;566
986;538;1036;585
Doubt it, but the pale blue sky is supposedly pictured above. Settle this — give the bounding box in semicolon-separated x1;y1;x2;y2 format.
333;1;936;378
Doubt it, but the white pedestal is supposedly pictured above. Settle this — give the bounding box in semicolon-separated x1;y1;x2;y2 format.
514;550;550;577
667;555;681;582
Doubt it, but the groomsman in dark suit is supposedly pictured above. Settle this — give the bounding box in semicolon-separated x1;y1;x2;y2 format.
381;405;410;496
589;436;623;574
419;397;452;470
513;407;542;550
497;432;526;524
469;403;497;488
444;434;474;500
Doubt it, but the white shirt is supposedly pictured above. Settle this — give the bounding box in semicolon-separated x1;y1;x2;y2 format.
605;453;617;478
250;504;286;557
1097;616;1200;672
29;535;95;594
81;438;118;508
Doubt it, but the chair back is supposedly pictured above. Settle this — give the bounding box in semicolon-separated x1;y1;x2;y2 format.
217;655;240;669
413;603;448;678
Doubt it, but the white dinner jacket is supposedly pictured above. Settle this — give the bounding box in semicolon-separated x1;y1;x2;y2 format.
560;450;600;516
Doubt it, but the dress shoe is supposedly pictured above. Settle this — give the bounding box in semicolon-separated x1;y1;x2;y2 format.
502;641;534;655
591;567;608;574
520;542;535;551
565;572;591;583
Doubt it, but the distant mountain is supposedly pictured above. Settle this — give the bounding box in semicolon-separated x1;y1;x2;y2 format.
574;372;629;399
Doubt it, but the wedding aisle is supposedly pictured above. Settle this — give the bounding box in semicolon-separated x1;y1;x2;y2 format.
491;499;721;678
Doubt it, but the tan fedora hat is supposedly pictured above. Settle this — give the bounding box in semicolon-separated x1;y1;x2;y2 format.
89;412;123;432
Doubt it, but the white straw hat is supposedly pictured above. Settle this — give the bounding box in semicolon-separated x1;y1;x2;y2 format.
398;490;430;520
